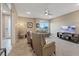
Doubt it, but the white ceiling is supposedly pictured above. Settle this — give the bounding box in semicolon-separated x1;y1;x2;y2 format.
14;3;79;19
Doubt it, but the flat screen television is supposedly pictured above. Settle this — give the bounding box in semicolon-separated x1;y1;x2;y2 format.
60;25;76;33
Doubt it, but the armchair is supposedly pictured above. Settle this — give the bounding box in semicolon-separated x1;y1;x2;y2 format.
32;33;56;56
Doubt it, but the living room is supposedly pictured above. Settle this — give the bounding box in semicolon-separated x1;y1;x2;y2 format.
1;3;79;56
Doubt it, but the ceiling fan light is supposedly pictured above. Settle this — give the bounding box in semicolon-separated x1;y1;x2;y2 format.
45;13;48;15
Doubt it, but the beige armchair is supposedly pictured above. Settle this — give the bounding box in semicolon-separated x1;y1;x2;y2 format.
32;33;56;56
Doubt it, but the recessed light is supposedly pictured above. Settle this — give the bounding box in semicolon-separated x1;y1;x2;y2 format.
26;12;31;14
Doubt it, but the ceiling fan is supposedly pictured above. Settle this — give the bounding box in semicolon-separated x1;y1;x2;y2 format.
40;8;53;19
44;8;53;16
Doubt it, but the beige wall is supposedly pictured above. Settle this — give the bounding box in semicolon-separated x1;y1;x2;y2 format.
16;17;36;35
50;10;79;36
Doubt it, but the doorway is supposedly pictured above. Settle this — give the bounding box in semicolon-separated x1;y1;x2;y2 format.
1;3;12;55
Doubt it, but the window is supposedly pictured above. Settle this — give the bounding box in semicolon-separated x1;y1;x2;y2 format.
40;22;48;30
36;20;49;32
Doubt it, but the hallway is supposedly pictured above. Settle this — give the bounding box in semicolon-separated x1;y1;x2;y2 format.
9;39;35;56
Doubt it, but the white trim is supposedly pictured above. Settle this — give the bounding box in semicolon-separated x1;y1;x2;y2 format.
1;3;3;48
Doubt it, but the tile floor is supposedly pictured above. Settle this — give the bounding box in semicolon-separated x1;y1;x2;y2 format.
8;36;79;56
46;36;79;56
8;39;35;56
3;39;12;55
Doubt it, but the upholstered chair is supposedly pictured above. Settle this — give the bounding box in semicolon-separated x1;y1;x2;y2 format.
32;33;56;56
27;31;33;48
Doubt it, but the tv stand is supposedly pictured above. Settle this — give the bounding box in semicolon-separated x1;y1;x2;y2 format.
57;32;79;43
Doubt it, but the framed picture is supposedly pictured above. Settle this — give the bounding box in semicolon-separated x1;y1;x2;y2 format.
27;22;33;28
